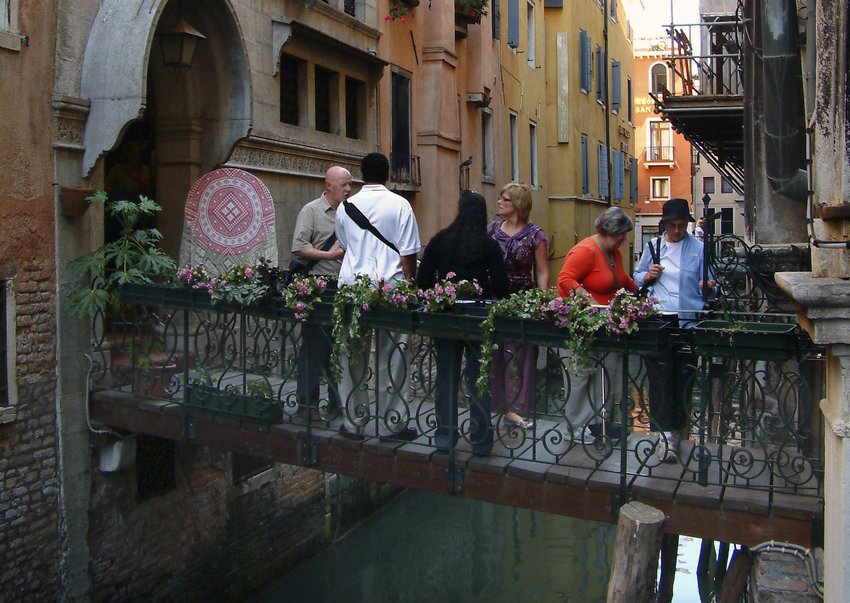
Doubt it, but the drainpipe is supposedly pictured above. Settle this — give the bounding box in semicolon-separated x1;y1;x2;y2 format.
761;0;808;203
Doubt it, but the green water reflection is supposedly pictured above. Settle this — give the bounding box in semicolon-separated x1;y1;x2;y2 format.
252;490;616;603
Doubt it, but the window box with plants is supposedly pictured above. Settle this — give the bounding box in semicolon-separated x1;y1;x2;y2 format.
691;318;799;360
185;379;282;424
416;274;490;341
455;0;488;24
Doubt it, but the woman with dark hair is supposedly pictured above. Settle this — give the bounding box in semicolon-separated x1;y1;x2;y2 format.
417;191;508;456
488;183;549;429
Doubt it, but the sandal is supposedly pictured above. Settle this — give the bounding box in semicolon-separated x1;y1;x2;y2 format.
505;415;534;430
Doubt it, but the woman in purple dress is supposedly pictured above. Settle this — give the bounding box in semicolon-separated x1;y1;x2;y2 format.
488;183;549;429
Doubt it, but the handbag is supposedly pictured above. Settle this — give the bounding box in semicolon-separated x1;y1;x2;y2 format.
283;233;337;286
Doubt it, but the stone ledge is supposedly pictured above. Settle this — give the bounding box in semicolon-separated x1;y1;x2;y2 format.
0;406;16;424
776;271;850;344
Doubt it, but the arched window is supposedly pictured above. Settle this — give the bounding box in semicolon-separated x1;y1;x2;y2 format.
650;63;668;95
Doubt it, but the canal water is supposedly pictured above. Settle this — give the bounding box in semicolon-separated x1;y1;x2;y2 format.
252;490;707;603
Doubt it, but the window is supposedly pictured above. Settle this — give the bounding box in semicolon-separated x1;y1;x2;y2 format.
0;0;20;51
579;30;592;93
280;53;306;126
703;177;716;194
509;113;519;181
136;436;176;503
581;135;590;195
650;177;670;199
529;121;538;187
641;225;660;255
612;150;625;200
492;0;501;40
629;156;638;203
0;272;15;421
610;0;618;21
598;143;609;198
508;0;519;48
482;110;494;181
721;177;734;193
720;207;734;234
647;120;672;162
314;66;337;134
345;77;365;139
232;454;273;484
626;77;633;122
611;60;621;112
650;63;667;95
595;45;605;103
526;2;535;66
391;71;412;180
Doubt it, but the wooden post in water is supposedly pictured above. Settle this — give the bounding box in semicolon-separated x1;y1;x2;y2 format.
606;501;667;603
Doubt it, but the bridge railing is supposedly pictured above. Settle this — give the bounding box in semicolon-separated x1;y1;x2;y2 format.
88;283;825;507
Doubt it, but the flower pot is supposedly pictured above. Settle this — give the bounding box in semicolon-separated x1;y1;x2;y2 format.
110;349;181;398
591;319;670;353
364;308;419;333
120;283;213;311
455;4;482;24
691;320;798;360
60;186;93;217
493;316;570;347
185;383;283;423
417;305;489;341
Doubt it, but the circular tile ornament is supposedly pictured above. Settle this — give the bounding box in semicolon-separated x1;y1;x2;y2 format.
185;168;275;255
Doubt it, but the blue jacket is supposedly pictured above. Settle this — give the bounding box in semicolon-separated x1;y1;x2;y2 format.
634;233;713;326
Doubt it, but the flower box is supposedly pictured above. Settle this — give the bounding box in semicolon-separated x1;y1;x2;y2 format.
455;4;482;24
591;319;670;353
364;308;419;333
185;383;283;423
417;304;490;341
691;320;798;360
493;316;571;347
120;283;213;311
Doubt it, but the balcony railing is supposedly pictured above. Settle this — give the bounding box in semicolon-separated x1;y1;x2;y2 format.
390;153;421;187
89;280;824;509
646;145;674;163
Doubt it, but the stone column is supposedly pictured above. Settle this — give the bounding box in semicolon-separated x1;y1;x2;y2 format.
776;272;850;601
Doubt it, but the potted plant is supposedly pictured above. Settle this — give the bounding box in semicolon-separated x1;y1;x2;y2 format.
385;0;419;22
455;0;488;24
691;314;798;360
67;190;176;317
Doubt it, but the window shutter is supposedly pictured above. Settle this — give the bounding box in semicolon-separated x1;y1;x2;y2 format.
579;30;588;91
493;0;501;40
614;151;625;200
611;60;621;111
630;156;638;203
598;144;609;198
508;0;519;48
581;135;589;194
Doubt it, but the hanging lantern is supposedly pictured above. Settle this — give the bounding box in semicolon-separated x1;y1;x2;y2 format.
158;18;206;70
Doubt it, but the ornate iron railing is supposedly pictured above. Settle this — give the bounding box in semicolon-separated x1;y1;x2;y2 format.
89;283;824;508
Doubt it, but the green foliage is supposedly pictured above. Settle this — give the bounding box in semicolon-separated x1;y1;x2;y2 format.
456;0;488;16
67;190;176;316
476;288;607;394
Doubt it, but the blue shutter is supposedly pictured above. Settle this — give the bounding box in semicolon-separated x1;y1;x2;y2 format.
613;151;625;200
630;156;638;203
598;144;609;198
611;60;621;111
611;0;618;20
579;30;589;91
585;34;592;92
493;0;501;40
596;46;604;102
581;135;589;194
508;0;519;48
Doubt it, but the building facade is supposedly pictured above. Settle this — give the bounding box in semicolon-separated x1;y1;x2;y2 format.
542;0;637;275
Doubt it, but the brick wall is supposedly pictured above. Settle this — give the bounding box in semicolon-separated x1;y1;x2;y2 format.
88;442;397;601
0;258;60;600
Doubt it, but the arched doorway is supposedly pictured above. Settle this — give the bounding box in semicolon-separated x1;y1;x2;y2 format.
82;0;251;259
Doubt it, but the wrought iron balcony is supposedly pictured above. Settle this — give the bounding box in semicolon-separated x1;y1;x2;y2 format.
88;273;824;527
646;145;674;163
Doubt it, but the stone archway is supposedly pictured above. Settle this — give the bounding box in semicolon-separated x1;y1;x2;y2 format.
80;0;252;258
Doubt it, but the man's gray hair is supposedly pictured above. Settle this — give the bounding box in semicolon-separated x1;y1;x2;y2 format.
595;207;633;235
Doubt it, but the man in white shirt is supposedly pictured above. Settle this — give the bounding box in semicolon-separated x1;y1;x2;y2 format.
335;153;421;440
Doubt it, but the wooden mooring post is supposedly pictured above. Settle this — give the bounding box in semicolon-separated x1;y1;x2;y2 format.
606;501;667;603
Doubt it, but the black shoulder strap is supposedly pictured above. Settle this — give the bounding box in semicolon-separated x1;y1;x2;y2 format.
343;201;399;253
